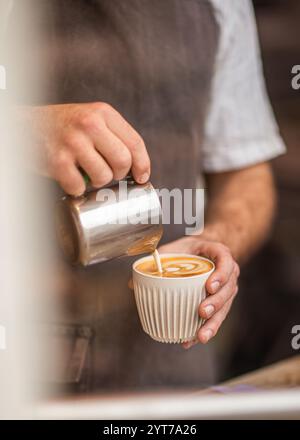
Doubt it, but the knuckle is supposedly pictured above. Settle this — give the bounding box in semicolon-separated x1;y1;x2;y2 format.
93;101;113;115
234;263;240;278
53;151;70;170
212;296;223;310
79;113;100;132
115;149;132;170
128;134;144;152
97;169;113;186
63;133;82;152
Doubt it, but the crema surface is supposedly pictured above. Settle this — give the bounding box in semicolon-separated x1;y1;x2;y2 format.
136;256;213;278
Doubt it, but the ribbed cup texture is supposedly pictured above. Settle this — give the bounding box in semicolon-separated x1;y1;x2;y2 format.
133;283;205;343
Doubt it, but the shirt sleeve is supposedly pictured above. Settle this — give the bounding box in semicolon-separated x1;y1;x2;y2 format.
202;0;286;173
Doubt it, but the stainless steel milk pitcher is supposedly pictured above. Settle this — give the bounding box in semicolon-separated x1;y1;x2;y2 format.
56;177;163;266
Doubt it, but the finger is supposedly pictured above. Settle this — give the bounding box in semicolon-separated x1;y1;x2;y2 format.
71;134;114;187
91;125;133;181
199;272;238;319
103;106;151;183
199;243;236;294
52;152;85;196
198;298;233;344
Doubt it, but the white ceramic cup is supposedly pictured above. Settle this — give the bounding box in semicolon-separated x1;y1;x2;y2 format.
132;253;215;343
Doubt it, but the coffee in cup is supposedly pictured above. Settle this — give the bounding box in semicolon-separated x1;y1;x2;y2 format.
136;254;213;278
132;253;215;343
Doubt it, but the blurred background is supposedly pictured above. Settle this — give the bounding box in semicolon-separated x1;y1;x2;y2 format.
217;0;300;380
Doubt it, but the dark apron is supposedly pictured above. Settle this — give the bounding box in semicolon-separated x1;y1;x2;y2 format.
44;0;220;392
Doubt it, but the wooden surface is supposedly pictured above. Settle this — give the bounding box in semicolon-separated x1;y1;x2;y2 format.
223;356;300;388
195;356;300;395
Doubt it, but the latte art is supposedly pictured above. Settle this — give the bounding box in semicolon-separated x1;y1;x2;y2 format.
136;256;213;278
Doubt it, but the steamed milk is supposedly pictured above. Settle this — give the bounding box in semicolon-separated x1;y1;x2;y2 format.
137;250;213;278
152;249;163;275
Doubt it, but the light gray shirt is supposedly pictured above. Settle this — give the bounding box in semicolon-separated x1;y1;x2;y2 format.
203;0;286;172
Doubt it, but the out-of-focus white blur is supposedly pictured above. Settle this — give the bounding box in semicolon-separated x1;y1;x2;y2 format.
0;0;54;418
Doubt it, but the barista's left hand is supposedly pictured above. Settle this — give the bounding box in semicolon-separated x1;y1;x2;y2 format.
158;236;240;348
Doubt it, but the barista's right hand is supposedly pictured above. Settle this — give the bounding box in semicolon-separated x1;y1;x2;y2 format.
25;103;151;196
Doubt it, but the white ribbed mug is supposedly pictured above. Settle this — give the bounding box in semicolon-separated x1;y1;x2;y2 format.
132;253;215;343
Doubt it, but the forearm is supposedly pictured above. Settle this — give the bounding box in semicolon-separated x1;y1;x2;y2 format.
199;163;276;264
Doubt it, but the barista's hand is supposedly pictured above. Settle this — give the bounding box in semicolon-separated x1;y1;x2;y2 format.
24;103;150;196
158;236;240;348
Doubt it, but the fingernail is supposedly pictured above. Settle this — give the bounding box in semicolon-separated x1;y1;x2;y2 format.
202;329;213;343
204;305;215;318
138;173;149;184
210;281;220;293
74;191;84;198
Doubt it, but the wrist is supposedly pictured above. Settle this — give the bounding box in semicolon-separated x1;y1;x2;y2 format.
193;223;242;262
177;228;224;256
192;223;227;245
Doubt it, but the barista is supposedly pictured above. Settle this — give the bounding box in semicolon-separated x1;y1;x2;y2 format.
15;0;285;388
